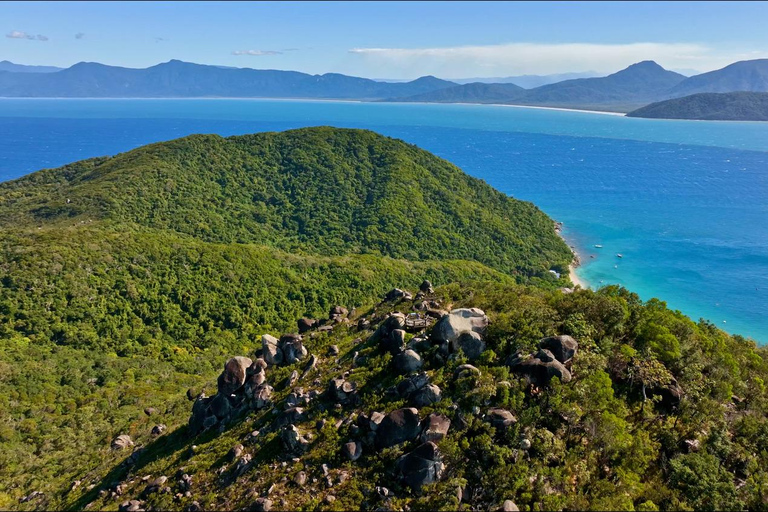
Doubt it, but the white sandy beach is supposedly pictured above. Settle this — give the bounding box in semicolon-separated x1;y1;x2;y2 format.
569;262;590;290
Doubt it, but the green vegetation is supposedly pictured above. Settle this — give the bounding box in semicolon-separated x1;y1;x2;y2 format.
627;92;768;121
1;127;766;512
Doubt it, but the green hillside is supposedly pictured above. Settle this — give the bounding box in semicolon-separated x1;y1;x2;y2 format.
627;91;768;121
2;127;767;512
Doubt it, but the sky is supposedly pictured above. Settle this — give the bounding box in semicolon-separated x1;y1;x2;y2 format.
2;1;768;79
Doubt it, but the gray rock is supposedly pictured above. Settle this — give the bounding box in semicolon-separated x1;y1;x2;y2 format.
111;434;134;450
486;408;517;430
329;345;340;356
508;352;572;387
144;407;157;416
451;331;486;360
279;334;307;365
251;383;274;409
420;413;451;443
209;393;231;419
397;441;444;490
539;335;578;364
376;313;406;340
376;408;421;449
432;308;488;344
501;500;520;511
297;317;317;334
294;471;307;486
119;500;145;512
151;424;166;436
217;356;253;395
411;384;442;408
385;288;412;301
342;440;363;461
252;497;273;512
357;318;371;331
381;328;406;355
419;280;434;294
397;372;430;398
281;424;310;454
454;364;481;379
262;334;283;366
393;349;422;374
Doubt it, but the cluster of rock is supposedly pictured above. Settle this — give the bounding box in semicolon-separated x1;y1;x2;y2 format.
507;335;578;387
188;355;273;434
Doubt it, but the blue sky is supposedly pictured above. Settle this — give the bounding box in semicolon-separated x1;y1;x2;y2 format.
3;1;768;79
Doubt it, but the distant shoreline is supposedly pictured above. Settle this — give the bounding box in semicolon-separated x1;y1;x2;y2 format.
0;96;628;116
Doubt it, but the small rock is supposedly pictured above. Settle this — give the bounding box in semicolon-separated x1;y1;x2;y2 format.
501;500;520;512
329;345;340;356
111;434;134;450
144;407;157;416
486;408;517;430
251;497;273;512
342;440;363;461
324;495;336;504
294;471;307;486
151;424;167;436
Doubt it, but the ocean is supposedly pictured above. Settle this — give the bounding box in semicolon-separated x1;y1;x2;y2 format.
1;98;768;341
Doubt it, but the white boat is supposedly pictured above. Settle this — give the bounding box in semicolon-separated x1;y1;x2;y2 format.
616;253;623;258
594;244;603;248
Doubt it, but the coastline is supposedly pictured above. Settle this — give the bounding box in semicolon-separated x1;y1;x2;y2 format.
554;221;591;290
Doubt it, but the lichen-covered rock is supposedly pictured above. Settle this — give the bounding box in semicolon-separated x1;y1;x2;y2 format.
393;349;422;374
217;356;253;395
376;408;421;449
397;441;444;490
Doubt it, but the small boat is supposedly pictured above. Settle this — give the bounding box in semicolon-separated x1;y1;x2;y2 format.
594;244;603;248
616;253;623;258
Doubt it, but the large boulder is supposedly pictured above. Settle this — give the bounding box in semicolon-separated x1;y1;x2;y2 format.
281;424;310;454
297;318;318;334
393;350;423;374
419;280;434;294
279;334;307;365
217;356;253;395
420;413;451;443
539;335;578;365
385;288;413;302
432;308;488;344
396;372;430;398
381;329;406;355
376;313;406;340
452;331;486;361
411;384;442;408
376;408;422;449
508;351;572;387
262;334;283;366
397;442;444;491
328;377;359;406
486;408;517;430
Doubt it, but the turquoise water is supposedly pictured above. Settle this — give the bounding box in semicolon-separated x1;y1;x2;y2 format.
1;98;768;341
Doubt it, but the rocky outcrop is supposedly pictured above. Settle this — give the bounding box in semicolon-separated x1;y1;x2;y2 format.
453;331;486;361
189;356;275;435
327;377;359;406
419;280;434;295
329;306;349;323
261;334;308;367
432;308;488;344
376;408;422;449
218;356;252;395
508;335;579;387
397;441;444;490
411;384;442;407
374;313;406;343
297;317;318;334
281;424;310;454
381;328;406;355
385;288;413;302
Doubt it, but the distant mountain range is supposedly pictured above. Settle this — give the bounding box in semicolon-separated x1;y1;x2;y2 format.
0;60;63;73
450;71;602;88
1;58;768;117
0;60;456;99
627;91;768;121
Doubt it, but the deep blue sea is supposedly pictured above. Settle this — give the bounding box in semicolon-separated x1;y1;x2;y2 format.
2;99;768;341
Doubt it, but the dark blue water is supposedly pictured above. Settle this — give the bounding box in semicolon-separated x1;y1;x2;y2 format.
2;99;768;341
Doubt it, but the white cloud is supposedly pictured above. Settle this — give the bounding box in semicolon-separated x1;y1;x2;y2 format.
6;30;48;41
232;50;282;56
348;42;768;77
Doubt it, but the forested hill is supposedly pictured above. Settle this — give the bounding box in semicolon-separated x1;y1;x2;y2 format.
627;91;768;121
0;127;572;278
